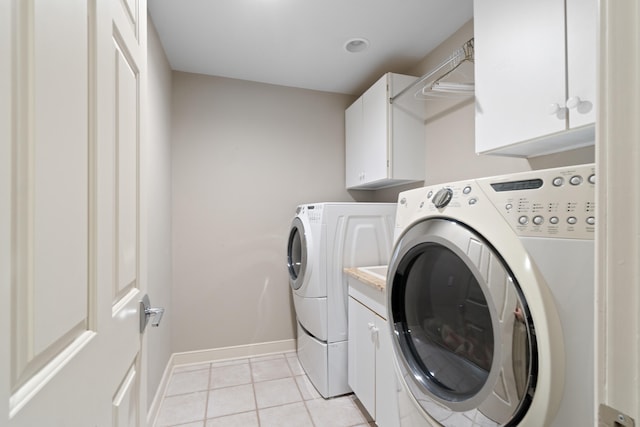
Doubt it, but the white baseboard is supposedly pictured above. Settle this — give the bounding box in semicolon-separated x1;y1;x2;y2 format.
146;339;296;425
171;339;296;367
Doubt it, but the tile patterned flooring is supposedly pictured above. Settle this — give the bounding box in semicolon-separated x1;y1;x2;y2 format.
154;351;375;427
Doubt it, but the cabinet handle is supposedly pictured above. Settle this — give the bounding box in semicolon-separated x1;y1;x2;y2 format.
566;96;584;109
368;323;379;341
548;102;568;119
548;103;565;115
566;96;593;115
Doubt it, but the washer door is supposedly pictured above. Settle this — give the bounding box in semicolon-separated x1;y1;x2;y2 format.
287;216;307;290
388;218;537;426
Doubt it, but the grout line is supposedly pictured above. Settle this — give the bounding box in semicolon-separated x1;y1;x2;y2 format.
248;355;261;427
157;351;372;427
288;354;318;427
201;363;212;424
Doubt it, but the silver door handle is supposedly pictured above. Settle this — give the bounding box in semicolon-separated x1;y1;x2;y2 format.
140;294;165;332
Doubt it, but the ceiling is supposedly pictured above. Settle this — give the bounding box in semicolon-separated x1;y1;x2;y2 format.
148;0;473;96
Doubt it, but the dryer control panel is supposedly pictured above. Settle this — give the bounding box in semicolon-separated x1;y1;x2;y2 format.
476;163;595;239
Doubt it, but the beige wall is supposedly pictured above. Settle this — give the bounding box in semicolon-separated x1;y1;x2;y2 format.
170;72;355;352
146;16;173;409
372;20;595;203
168;18;596;354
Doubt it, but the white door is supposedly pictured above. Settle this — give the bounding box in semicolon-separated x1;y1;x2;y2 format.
0;0;149;426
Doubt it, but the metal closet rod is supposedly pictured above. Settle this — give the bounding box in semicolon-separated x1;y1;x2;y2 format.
390;37;475;103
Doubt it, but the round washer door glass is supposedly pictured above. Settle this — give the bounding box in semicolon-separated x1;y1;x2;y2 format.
287;217;307;290
388;218;537;426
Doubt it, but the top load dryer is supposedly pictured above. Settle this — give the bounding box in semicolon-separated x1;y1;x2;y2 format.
287;202;395;398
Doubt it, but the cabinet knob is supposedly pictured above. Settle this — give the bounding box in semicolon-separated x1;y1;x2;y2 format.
566;96;582;109
548;103;563;115
548;103;568;119
566;96;593;115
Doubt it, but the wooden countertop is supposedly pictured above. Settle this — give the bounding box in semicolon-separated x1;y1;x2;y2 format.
344;267;386;291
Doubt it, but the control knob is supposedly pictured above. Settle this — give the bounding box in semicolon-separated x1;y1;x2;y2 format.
432;188;453;208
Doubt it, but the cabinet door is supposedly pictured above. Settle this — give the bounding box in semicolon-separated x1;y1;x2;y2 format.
345;99;365;188
348;297;376;418
474;0;567;153
375;316;400;427
389;74;425;182
361;75;389;185
566;0;597;129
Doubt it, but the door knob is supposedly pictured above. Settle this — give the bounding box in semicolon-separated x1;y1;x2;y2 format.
140;294;165;333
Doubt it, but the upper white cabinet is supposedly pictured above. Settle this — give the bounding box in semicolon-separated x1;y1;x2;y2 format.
345;73;425;189
474;0;597;157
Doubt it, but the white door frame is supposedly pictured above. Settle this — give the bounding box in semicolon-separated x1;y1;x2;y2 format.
596;0;640;423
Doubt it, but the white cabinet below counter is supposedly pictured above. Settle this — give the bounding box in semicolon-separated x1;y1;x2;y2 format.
474;0;597;157
345;73;425;190
346;270;399;427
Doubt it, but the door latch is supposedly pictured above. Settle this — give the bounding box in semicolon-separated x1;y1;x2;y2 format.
599;404;635;427
140;294;165;333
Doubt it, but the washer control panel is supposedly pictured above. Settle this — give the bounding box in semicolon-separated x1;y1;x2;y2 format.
395;164;595;240
476;164;595;239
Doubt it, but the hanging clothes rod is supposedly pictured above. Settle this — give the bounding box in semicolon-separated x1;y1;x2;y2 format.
391;38;474;103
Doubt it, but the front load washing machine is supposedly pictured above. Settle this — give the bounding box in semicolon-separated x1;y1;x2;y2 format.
287;202;395;398
386;164;595;426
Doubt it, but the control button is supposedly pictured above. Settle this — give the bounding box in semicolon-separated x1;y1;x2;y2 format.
432;188;453;208
533;216;544;225
569;175;583;186
586;216;596;225
427;190;433;199
400;197;407;205
518;216;529;225
468;197;478;205
549;216;559;225
552;177;564;187
567;216;578;225
463;186;472;195
505;203;513;210
588;174;596;185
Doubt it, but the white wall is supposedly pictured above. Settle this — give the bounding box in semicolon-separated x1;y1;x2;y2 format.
171;73;355;352
146;16;173;409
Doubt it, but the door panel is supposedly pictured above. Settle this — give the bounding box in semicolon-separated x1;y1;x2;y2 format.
10;0;94;414
113;362;139;427
115;33;140;301
2;0;148;425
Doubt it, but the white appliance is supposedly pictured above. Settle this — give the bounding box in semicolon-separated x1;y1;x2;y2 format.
386;164;595;426
287;202;395;398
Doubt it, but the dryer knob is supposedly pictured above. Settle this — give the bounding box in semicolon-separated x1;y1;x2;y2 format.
432;188;453;208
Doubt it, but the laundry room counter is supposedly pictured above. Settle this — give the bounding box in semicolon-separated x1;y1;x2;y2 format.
343;266;387;291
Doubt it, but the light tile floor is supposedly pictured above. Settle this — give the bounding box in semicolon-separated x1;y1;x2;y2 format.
155;351;375;427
